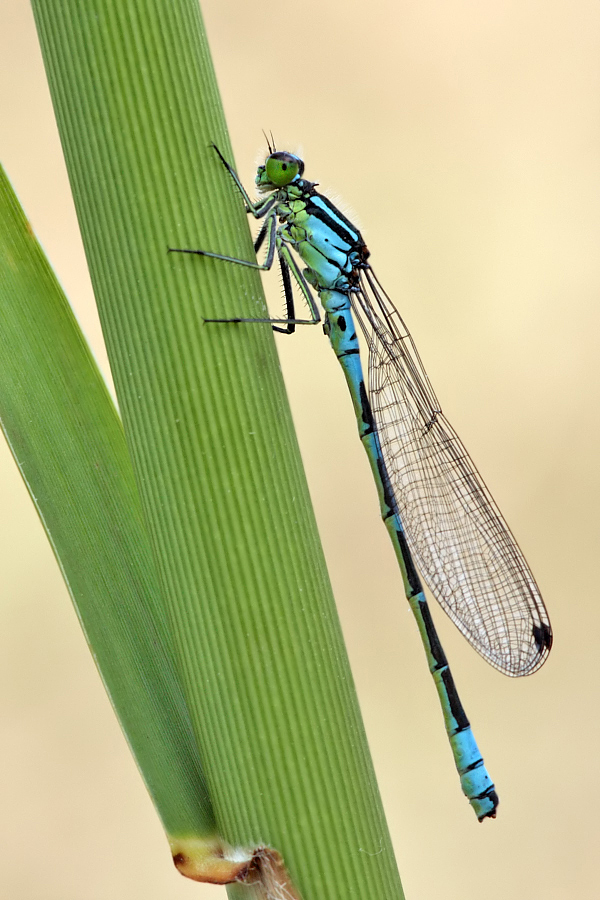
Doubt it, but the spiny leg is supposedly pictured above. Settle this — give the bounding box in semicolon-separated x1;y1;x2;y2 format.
210;143;275;219
203;241;321;330
274;241;321;328
168;209;278;272
170;215;321;331
269;252;308;335
273;255;296;335
254;217;273;256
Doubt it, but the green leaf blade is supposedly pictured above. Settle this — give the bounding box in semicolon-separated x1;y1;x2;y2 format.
30;1;406;897
0;164;215;842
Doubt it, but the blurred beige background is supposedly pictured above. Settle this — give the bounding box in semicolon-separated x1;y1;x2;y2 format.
1;0;599;898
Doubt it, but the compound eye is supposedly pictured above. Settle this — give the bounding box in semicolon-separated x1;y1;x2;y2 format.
265;152;304;186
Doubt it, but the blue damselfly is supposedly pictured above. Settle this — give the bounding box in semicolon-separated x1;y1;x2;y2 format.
169;143;552;820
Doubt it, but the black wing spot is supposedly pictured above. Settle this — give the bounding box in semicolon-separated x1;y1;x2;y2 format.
532;622;553;653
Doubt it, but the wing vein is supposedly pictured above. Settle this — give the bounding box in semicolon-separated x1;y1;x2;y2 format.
351;269;552;676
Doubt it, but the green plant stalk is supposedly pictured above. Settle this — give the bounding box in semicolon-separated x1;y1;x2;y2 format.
0;165;228;854
30;2;405;899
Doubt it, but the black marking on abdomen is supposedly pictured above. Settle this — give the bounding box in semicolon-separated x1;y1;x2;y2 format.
359;380;375;434
336;315;347;331
416;595;445;667
419;599;471;731
395;527;422;597
462;757;485;773
439;668;470;733
477;787;499;810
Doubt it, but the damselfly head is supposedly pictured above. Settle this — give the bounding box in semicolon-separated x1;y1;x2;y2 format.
256;151;305;190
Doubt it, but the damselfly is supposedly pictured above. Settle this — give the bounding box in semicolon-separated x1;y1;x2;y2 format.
169;143;552;820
